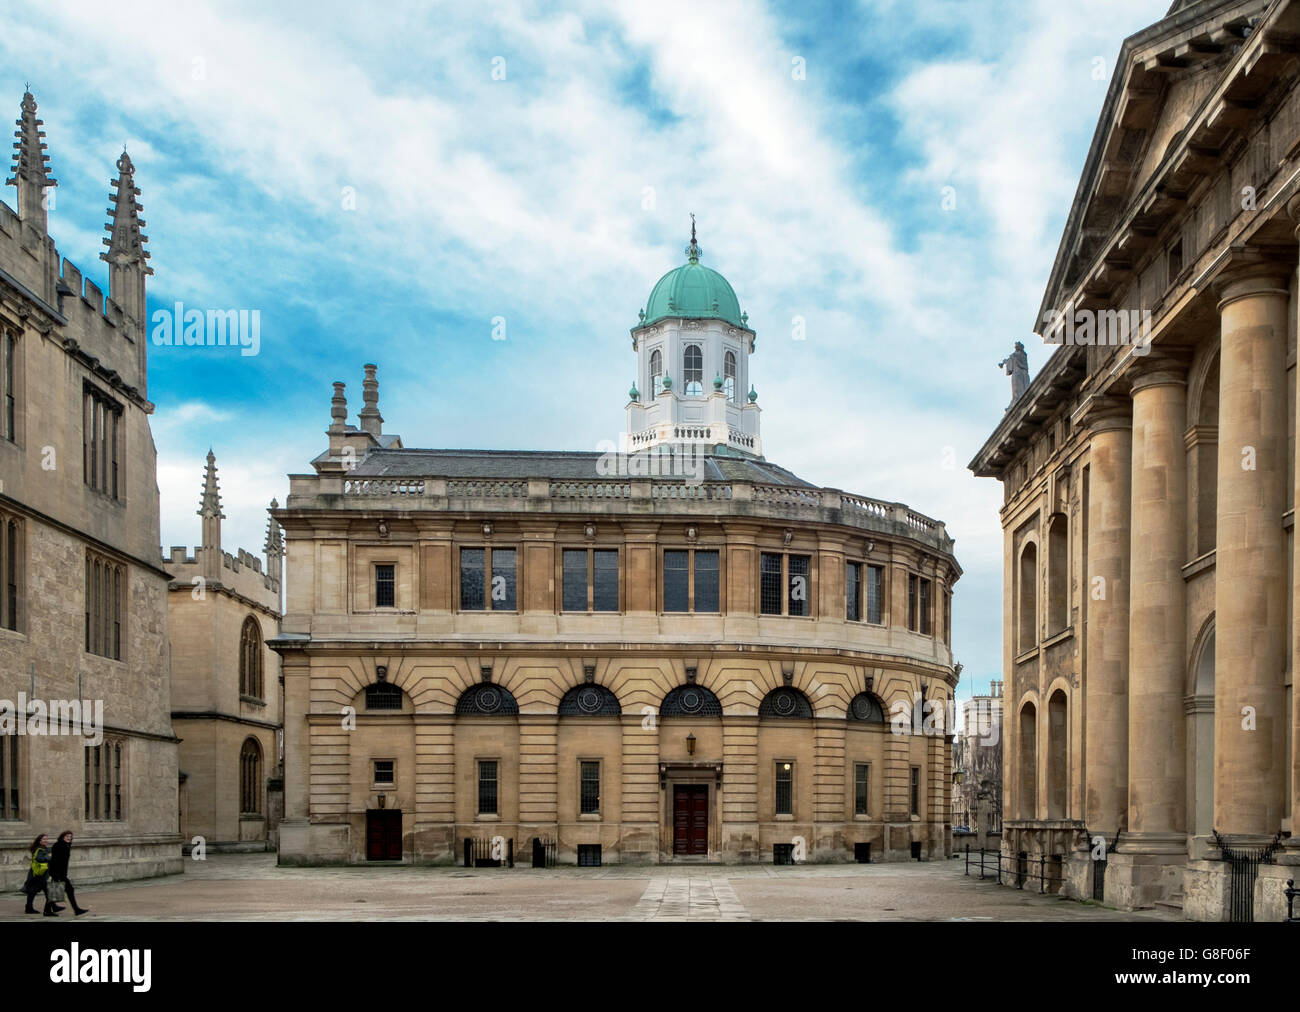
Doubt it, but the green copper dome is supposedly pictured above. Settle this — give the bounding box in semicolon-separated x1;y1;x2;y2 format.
639;228;746;329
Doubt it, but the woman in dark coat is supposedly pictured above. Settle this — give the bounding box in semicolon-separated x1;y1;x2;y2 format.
49;831;88;915
23;833;57;916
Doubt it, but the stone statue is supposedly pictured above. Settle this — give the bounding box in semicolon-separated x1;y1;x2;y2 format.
998;341;1029;408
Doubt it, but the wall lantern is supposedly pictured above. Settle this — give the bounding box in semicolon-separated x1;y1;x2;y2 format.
686;732;697;756
377;793;386;809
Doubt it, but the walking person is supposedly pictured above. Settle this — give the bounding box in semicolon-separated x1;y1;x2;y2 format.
23;834;58;916
49;831;88;916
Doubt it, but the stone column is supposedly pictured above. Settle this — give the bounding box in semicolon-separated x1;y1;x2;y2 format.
1214;261;1290;840
1126;362;1188;836
1081;398;1131;834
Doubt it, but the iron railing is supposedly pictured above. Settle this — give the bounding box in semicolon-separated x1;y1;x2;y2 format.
1212;831;1282;923
531;837;557;868
463;836;514;868
963;844;1066;895
1286;879;1297;922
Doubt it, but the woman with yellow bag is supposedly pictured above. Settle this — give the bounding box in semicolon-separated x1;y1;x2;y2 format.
23;834;59;916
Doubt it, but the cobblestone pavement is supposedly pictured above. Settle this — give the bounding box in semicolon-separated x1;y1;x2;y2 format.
1;853;1178;922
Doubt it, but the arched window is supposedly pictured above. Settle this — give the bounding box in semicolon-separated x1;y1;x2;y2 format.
1047;514;1068;634
1047;690;1067;818
847;692;885;724
758;686;812;718
558;684;621;715
1018;542;1038;653
365;682;404;710
660;684;722;717
650;349;663;397
455;682;520;716
683;345;703;395
724;350;737;401
239;737;262;815
1018;702;1037;820
239;616;263;699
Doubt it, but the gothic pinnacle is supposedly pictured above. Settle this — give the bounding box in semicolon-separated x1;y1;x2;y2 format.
101;148;153;271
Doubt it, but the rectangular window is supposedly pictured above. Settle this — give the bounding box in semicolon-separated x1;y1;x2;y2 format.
491;548;516;611
459;548;485;610
563;549;620;612
760;553;783;615
84;738;125;821
919;578;932;635
1;513;18;632
854;762;869;816
374;564;395;608
477;760;498;815
663;549;717;613
82;385;123;499
373;759;395;785
84;552;124;660
763;552;811;617
908;574;919;632
775;761;793;816
787;554;810;617
580;760;600;814
866;565;884;624
593;550;619;612
910;766;920;817
846;561;861;622
693;550;719;612
2;330;15;443
562;549;588;612
663;550;689;612
0;734;17;820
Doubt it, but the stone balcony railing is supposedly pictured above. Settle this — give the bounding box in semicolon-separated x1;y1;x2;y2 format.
285;474;955;554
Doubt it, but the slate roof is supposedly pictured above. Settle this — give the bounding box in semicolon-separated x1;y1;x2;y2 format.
347;448;817;487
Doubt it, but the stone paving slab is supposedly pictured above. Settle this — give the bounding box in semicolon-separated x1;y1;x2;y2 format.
1;853;1177;922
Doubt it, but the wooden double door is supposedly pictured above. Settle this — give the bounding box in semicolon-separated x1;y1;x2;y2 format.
672;785;709;855
366;809;402;861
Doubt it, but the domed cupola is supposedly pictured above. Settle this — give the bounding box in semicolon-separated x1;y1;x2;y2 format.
639;225;746;330
623;218;762;459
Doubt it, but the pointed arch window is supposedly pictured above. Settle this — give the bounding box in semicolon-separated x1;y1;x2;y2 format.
684;345;703;395
240;738;263;815
650;349;663;397
239;616;263;700
724;350;736;401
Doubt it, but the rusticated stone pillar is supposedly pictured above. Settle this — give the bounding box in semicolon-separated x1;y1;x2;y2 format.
1213;262;1290;839
1126;361;1187;836
1081;398;1131;834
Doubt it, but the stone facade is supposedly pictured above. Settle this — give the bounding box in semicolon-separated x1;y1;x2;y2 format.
274;247;963;866
166;452;283;852
970;0;1300;919
0;92;181;887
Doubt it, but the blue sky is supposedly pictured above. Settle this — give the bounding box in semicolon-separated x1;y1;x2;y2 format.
2;0;1173;701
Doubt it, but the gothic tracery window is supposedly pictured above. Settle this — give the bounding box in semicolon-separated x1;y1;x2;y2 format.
239;616;263;699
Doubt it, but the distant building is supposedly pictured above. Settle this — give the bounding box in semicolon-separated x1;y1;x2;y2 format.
0;92;180;886
952;681;1002;850
167;452;283;851
273;229;963;865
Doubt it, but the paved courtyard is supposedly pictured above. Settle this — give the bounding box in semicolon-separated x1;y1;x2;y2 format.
4;854;1178;921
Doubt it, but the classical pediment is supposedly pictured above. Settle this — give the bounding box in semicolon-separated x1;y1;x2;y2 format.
1038;0;1272;327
